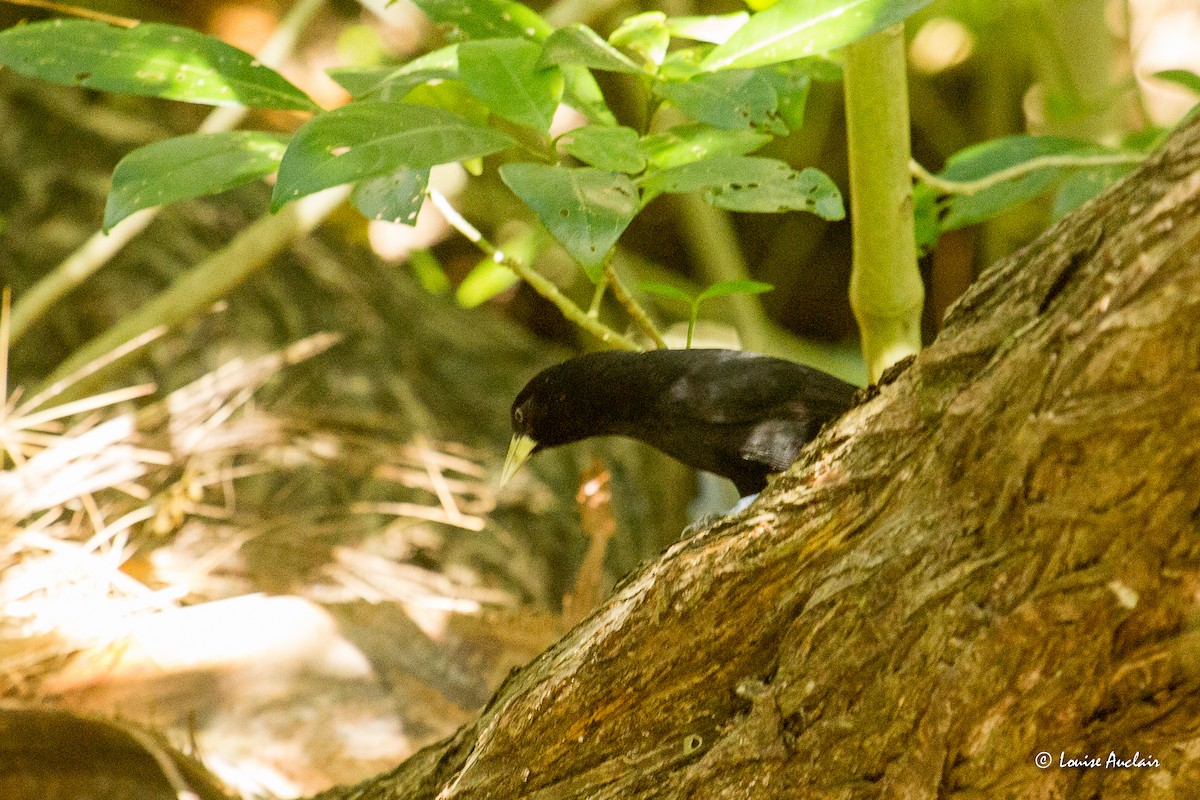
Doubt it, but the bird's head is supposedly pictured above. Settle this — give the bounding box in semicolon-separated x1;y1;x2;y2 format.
499;360;613;487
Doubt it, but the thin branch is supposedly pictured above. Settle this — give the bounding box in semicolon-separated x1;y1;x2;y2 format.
587;273;609;318
910;151;1145;196
428;190;642;352
603;260;667;348
0;0;137;26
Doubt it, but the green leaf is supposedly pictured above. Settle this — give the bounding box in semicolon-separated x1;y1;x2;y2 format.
1153;69;1200;95
414;2;617;125
1122;126;1168;152
940;136;1089;179
274;102;515;210
0;19;316;110
540;24;645;74
701;0;936;71
409;0;553;40
666;13;750;45
559;125;646;173
105;131;288;230
457;259;520;307
763;66;810;129
911;182;940;255
408;249;451;294
639;281;694;304
1051;163;1134;219
499;163;638;275
328;44;458;99
642;155;844;218
696;279;773;302
792;56;845;82
640;124;771;170
936;135;1098;230
459;226;542;304
658;47;712;81
328;66;396;98
414;1;619;125
351;167;429;224
561;65;618;125
1155;72;1200;126
459;37;563;130
654;69;787;134
609;11;670;69
403;79;491;124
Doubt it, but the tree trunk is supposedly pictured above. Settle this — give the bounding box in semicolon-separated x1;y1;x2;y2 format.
310;114;1200;800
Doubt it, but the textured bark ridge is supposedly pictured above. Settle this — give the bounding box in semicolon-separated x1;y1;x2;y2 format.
316;117;1200;800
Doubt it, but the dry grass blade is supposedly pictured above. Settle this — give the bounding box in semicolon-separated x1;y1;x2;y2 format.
0;332;344;693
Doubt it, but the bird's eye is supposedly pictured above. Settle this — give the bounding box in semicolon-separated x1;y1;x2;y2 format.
513;407;524;426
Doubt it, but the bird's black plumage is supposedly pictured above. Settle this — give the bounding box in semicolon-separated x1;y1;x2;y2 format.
504;348;858;495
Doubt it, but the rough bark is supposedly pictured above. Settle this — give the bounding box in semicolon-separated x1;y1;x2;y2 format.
312;113;1200;799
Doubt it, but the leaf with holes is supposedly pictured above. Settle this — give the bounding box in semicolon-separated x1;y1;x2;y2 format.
642;155;843;218
640;124;771;170
500;163;638;277
763;65;810;129
654;69;787;134
273;102;514;210
351;167;429;224
105;131;288;230
0;19;316;109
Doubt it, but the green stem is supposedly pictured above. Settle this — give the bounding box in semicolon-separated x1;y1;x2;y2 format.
673;194;770;351
603;260;666;348
39;186;352;402
587;273;609;318
843;23;923;383
911;151;1144;196
428;190;642;352
9;0;329;344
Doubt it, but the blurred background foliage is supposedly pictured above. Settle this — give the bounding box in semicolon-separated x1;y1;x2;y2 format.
0;0;1197;797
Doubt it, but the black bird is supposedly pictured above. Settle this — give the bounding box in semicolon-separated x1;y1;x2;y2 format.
500;348;859;496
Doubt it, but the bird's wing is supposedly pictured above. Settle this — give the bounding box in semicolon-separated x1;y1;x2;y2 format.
656;351;856;426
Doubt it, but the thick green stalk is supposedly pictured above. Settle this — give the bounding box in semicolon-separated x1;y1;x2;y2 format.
843;23;923;382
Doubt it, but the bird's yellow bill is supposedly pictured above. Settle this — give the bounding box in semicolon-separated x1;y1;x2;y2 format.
499;434;537;487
